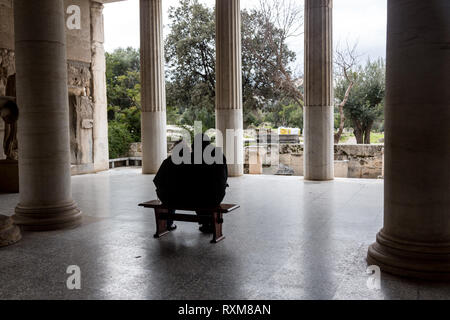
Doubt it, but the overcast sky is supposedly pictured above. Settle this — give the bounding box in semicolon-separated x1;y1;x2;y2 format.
103;0;387;65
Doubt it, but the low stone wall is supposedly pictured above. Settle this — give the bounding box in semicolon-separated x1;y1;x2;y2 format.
129;140;177;158
244;143;384;179
130;142;384;179
334;144;384;179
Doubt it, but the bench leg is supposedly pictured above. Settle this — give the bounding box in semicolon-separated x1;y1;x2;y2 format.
154;208;170;239
211;212;225;243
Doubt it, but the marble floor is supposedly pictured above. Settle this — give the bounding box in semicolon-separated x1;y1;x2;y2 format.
0;168;449;300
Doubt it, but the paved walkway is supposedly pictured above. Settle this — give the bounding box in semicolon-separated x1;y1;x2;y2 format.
0;168;448;299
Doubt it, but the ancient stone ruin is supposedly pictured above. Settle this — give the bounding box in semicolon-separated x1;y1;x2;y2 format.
0;0;109;175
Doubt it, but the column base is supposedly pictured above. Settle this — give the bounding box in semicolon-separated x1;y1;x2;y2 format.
367;230;450;280
13;201;82;231
227;164;244;177
0;215;21;247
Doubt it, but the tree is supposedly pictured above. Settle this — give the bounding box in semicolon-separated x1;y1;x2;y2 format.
245;0;304;109
106;47;142;154
334;41;360;143
108;121;133;159
335;59;385;144
164;0;301;129
106;47;140;111
165;0;216;129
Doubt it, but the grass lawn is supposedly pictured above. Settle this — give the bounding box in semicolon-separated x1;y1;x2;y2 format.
338;132;384;144
371;132;385;144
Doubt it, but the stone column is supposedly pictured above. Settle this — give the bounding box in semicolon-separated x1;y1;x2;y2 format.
215;0;244;177
140;0;167;174
91;1;109;172
12;0;82;230
367;0;450;279
303;0;334;180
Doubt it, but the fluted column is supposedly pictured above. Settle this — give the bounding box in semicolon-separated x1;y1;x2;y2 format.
367;0;450;279
91;2;109;172
140;0;167;174
303;0;334;180
12;0;82;230
215;0;243;177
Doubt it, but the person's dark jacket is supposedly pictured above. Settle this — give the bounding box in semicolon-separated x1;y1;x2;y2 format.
153;141;228;208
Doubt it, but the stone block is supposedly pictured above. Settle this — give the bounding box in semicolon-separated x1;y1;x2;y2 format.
291;153;303;176
248;147;263;174
0;215;21;247
0;159;18;193
279;153;291;166
334;160;349;178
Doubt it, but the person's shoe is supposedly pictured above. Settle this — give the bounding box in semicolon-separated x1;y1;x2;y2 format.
167;224;177;231
199;224;213;234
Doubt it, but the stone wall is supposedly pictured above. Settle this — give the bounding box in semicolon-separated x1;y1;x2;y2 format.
0;0;108;174
129;141;384;179
129;140;178;158
334;144;384;179
244;143;384;179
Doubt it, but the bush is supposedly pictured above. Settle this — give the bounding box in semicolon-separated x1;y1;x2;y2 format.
108;121;133;159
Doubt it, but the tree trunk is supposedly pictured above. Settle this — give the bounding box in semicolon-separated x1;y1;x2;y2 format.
334;81;353;144
363;123;373;144
334;108;345;144
354;129;364;144
353;120;364;144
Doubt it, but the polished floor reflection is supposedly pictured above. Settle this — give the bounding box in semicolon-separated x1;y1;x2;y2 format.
0;168;449;299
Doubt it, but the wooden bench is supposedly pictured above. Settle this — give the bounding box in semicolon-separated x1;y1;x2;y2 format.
138;200;240;243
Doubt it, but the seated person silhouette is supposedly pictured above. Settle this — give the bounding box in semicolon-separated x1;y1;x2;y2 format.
153;133;228;233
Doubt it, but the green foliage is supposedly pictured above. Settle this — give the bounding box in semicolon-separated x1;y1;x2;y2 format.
262;99;303;129
241;9;297;113
165;0;216;125
166;105;181;125
108;105;141;142
335;59;385;143
244;109;264;128
370;132;385;144
108;121;133;159
106;48;142;154
164;0;298;129
179;106;215;133
277;103;303;128
106;47;140;111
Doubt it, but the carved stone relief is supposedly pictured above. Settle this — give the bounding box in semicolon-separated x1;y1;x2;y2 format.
67;60;92;97
67;60;94;165
1;52;96;166
69;95;94;165
0;49;15;96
